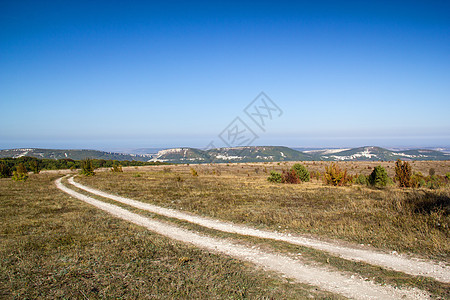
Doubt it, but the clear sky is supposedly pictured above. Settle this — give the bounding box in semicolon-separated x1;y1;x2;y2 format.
1;1;449;150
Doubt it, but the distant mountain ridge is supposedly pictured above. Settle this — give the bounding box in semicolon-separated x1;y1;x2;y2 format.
149;146;450;163
0;148;150;161
1;146;449;163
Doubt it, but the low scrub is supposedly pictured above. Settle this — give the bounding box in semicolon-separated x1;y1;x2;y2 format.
281;169;300;184
267;170;282;183
395;159;412;188
323;163;350;186
12;163;28;182
0;162;12;178
368;165;391;187
190;168;198;177
80;158;95;176
111;164;123;173
355;174;368;185
292;163;310;182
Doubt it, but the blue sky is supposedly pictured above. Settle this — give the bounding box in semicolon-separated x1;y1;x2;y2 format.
1;1;449;150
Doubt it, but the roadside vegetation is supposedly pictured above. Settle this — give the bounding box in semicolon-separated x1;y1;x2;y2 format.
0;156;166;176
0;174;336;299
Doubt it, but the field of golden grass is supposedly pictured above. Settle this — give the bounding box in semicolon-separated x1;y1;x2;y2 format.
1;173;337;299
78;160;450;260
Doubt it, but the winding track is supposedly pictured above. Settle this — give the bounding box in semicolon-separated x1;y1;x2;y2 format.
56;176;431;300
67;176;449;283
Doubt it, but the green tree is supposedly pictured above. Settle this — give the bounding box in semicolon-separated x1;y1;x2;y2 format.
355;174;368;185
80;158;95;176
291;163;310;182
0;162;12;178
368;165;390;187
12;163;28;181
267;170;282;183
30;159;41;174
111;164;123;172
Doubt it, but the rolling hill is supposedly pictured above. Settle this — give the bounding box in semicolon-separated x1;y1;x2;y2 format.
149;146;450;163
311;146;450;161
0;148;150;161
1;146;449;163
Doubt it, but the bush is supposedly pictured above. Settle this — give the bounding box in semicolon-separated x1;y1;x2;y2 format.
310;170;321;180
12;163;28;181
445;172;450;180
355;174;368;185
411;172;426;188
29;160;40;174
323;163;349;186
267;171;283;183
395;159;412;187
368;165;391;187
80;158;95;176
429;168;435;176
111;164;123;172
190;168;198;177
281;169;300;184
427;175;445;190
291;164;310;182
0;163;12;178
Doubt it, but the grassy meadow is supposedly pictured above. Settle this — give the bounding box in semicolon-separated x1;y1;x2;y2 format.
0;173;338;299
77;161;450;261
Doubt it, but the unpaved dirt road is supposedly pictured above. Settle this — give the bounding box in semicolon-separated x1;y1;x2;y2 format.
68;176;449;283
56;177;433;299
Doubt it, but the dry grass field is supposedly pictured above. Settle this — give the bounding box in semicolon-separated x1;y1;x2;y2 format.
0;173;338;299
1;160;449;298
77;161;450;261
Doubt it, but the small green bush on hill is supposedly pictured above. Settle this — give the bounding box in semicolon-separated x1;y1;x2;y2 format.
291;163;310;182
80;159;95;176
267;171;283;183
368;165;391;187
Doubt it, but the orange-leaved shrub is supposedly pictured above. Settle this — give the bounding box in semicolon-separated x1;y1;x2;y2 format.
323;163;350;186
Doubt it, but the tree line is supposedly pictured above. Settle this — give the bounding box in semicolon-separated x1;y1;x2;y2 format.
0;156;167;178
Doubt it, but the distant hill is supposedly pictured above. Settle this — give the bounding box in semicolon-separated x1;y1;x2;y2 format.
148;146;311;163
206;146;311;162
149;146;450;163
313;146;450;161
2;146;448;163
0;148;150;161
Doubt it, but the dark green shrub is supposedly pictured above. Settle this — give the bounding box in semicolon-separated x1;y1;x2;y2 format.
267;171;282;183
80;158;95;176
445;172;450;180
12;163;28;181
355;174;368;185
429;168;435;176
0;163;12;178
395;159;412;188
291;164;310;182
30;160;40;174
368;165;390;187
190;168;198;177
